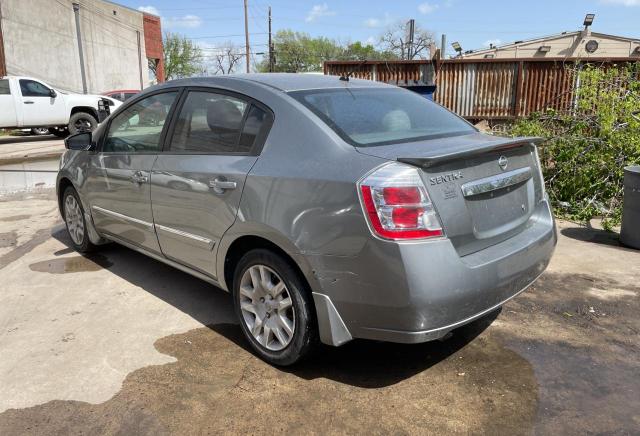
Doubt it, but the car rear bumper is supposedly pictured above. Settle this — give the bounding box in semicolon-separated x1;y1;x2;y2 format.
307;200;557;345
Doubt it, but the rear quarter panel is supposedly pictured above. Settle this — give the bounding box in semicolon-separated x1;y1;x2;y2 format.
214;83;386;291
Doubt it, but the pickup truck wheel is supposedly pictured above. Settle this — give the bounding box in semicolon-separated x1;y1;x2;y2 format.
233;249;317;366
68;112;97;135
62;187;97;253
30;127;49;135
49;127;69;138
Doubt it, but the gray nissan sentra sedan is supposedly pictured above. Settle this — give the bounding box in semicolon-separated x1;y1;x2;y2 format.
57;74;557;365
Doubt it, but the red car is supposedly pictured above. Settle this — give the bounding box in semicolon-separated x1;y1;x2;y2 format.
102;89;140;102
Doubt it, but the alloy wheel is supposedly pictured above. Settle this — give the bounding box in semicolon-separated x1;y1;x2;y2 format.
239;264;296;351
64;194;85;246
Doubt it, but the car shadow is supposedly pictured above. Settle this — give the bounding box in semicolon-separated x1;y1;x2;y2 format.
560;226;634;250
209;310;498;388
51;226;499;388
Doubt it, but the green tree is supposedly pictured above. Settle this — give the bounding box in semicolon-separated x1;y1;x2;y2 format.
341;41;397;61
258;30;397;73
158;32;202;80
507;64;640;229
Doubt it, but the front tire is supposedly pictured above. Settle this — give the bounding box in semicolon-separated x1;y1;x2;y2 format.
233;249;317;366
62;187;97;253
68;112;97;135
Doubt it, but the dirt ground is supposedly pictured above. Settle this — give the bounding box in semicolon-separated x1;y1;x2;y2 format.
0;189;638;435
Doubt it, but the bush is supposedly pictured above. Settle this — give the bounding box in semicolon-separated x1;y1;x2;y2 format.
506;63;640;230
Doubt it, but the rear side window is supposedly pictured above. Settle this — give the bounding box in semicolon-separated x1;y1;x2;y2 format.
169;91;249;153
289;88;475;147
19;79;51;97
238;105;270;153
124;93;137;100
0;79;10;95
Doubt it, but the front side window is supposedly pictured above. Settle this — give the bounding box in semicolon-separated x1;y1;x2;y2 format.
290;88;475;147
104;92;177;153
169;91;248;153
0;79;10;95
19;79;51;97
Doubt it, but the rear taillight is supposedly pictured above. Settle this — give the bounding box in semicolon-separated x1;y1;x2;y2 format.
358;162;444;241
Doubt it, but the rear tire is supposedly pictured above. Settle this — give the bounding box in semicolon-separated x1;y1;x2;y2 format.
30;127;49;135
233;249;317;366
68;112;97;135
62;186;97;253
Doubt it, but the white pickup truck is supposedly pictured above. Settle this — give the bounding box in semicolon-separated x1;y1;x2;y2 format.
0;76;121;137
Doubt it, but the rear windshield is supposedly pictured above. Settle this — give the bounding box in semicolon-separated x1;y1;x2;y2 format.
290;87;475;147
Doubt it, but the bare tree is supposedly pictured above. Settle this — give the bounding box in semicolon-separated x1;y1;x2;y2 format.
211;42;243;75
380;21;435;60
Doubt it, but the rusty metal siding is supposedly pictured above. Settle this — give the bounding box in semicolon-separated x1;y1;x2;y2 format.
325;63;373;81
517;62;576;117
435;59;580;119
324;60;431;85
435;61;517;118
324;58;635;119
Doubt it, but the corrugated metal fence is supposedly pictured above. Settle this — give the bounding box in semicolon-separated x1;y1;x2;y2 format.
435;59;578;119
325;58;636;120
324;60;432;87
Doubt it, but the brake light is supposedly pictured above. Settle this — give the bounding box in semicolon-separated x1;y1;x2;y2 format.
359;162;444;240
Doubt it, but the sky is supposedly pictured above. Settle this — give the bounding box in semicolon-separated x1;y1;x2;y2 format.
119;0;640;65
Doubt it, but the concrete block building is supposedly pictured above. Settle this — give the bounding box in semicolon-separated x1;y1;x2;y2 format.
0;0;164;94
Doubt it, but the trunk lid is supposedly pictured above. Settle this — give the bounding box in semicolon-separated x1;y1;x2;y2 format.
356;133;545;256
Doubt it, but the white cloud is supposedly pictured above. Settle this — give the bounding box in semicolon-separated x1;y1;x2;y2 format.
137;6;202;29
305;3;336;22
483;38;502;47
165;14;203;29
363;13;392;28
418;2;438;14
137;5;160;16
365;36;376;45
600;0;640;5
364;17;380;27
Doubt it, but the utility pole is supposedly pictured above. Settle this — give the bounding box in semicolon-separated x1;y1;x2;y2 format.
440;34;447;59
407;19;415;60
268;6;273;72
243;0;250;73
72;3;88;93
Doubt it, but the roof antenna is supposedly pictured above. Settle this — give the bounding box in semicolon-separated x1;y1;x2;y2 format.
339;58;368;82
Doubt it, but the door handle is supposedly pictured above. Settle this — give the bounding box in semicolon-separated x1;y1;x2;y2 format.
24;101;35;104
209;177;237;194
130;171;148;184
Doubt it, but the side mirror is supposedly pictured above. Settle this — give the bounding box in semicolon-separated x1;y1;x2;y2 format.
49;88;57;98
65;132;93;151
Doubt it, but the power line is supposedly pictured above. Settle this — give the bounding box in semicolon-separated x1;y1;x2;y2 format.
187;32;268;40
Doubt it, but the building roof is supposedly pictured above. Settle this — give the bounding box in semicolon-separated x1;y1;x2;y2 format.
462;30;640;57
